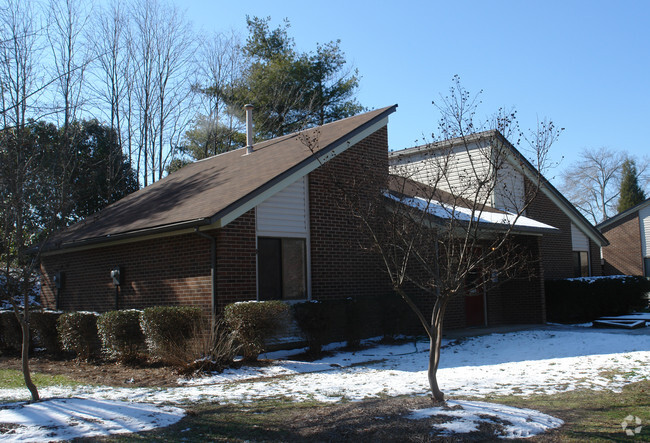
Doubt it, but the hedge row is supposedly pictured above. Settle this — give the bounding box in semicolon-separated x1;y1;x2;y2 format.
545;275;650;323
222;295;417;360
0;306;202;364
1;294;418;364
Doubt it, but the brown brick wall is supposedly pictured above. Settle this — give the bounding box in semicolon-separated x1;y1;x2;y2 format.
526;186;602;279
309;126;393;301
485;236;546;325
215;210;258;309
601;213;643;275
41;232;213;313
526;189;574;279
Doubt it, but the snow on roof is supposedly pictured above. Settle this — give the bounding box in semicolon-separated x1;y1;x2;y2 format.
385;192;557;233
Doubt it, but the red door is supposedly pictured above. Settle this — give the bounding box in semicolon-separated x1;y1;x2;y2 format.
465;268;486;326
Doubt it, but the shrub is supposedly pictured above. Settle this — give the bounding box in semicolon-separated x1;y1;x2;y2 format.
0;310;23;353
140;306;201;363
30;310;63;355
546;275;650;323
97;310;145;363
57;312;100;361
292;300;349;356
224;301;290;361
376;293;416;339
171;318;241;375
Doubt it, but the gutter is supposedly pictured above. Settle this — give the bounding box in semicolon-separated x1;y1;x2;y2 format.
195;228;217;325
42;217;215;255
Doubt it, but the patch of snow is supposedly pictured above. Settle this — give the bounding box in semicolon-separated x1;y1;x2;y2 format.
1;329;647;406
0;398;184;442
384;192;556;231
407;400;564;439
0;328;647;440
563;275;633;283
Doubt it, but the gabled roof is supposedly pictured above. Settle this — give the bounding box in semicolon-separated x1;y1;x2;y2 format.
386;176;557;235
45;105;397;252
597;198;650;230
389;130;609;246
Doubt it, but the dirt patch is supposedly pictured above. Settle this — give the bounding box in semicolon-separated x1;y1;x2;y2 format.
0;355;181;388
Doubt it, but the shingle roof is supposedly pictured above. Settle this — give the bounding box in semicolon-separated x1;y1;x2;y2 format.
46;105;397;251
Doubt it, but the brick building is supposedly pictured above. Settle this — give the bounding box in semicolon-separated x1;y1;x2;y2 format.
40;107;557;330
598;198;650;277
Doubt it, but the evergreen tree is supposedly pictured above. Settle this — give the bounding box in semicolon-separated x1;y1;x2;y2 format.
617;158;646;212
228;16;364;139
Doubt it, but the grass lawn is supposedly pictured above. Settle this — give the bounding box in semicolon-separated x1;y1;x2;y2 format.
93;380;650;442
0;369;80;389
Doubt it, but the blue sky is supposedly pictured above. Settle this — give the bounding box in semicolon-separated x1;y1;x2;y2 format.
183;0;649;185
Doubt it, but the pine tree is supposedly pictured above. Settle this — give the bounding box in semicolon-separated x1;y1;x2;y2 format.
617;159;646;212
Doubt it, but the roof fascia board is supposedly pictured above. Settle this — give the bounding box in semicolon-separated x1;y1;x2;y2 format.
41;222;223;256
217;115;390;228
499;147;608;246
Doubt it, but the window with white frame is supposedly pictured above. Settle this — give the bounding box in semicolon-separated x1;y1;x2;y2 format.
571;223;590;277
256;176;310;300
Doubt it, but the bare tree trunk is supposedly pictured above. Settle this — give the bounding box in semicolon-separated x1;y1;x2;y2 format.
19;293;38;402
428;298;447;402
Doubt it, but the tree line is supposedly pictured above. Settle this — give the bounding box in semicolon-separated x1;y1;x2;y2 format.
1;0;361;186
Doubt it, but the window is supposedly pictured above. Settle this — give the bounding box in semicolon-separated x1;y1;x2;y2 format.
572;251;589;278
644;258;650;278
258;237;307;300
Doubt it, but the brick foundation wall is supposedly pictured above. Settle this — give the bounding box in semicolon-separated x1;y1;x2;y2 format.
601;213;643;275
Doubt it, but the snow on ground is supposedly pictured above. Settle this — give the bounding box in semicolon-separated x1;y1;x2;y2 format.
0;329;648;405
407;400;564;439
0;327;647;440
0;398;184;442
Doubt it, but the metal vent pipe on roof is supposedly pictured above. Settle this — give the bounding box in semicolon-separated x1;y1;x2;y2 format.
245;104;254;154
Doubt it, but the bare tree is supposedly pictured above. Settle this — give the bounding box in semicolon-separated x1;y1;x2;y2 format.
46;0;92;134
307;80;560;402
187;30;245;159
151;5;194;181
127;0;195;186
91;0;129;150
559;147;625;224
0;0;44;402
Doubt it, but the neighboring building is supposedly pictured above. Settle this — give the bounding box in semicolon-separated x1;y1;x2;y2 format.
389;130;609;280
598;198;650;277
40;108;554;330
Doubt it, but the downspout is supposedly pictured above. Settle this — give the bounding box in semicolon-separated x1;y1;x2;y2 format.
195;228;217;326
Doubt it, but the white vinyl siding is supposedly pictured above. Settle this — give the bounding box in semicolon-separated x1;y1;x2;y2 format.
640;205;650;257
571;223;589;251
390;140;526;213
494;159;526;213
256;176;309;237
391;141;493;202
